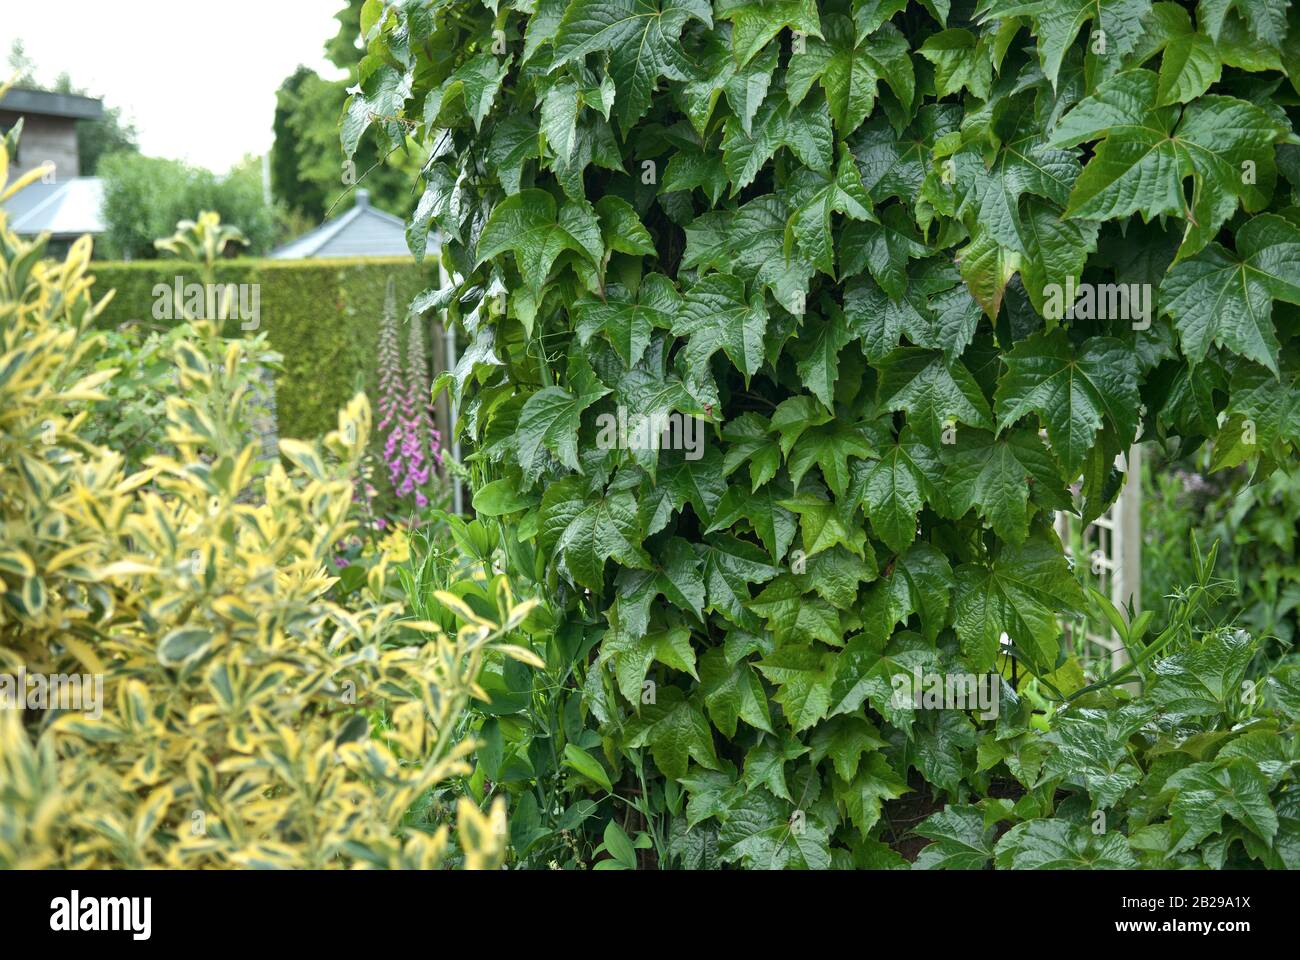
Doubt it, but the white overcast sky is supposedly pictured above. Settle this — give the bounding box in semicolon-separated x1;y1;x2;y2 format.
1;0;351;173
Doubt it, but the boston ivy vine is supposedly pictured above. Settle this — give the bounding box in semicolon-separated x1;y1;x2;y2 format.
346;0;1300;868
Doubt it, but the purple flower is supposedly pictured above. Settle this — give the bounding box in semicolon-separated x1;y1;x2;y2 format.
371;277;444;510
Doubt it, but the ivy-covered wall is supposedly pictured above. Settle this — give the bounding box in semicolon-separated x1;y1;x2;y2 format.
342;0;1300;870
91;257;433;439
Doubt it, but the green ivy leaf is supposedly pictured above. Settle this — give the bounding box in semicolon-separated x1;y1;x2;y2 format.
707;482;798;560
995;818;1139;868
841;204;928;298
834;751;909;833
779;490;869;557
1165;758;1279;853
741;733;811;800
910;711;977;793
477;189;602;290
618;536;708;623
748;576;844;646
540;478;652;589
861;542;954;644
552;0;714;129
859;428;945;553
595;195;657;255
785;16;914;135
1160;213;1300;375
980;0;1152;89
1048;68;1283;258
809;715;886;781
700;534;783;628
1130;3;1223;105
790;304;852;405
755;644;837;731
720;412;784;491
1198;0;1288;45
720;0;824;67
623;685;721;779
673;274;769;383
918;28;991;99
993;330;1139;476
1150;629;1256;716
914;805;996;869
942;428;1067;543
700;647;775;737
515;384;611;484
876;347;995;447
953;531;1085;670
684;194;817;314
954;126;1080;258
1039;708;1148;809
787;420;877;497
718;788;833;869
788;146;876;276
602;623;699;702
722;95;835;193
827;634;925;731
575;275;680;367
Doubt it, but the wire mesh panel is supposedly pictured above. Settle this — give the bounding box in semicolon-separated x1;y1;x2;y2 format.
1055;444;1143;675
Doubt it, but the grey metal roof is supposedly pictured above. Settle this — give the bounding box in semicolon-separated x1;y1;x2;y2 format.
268;189;417;259
0;88;103;121
7;177;106;236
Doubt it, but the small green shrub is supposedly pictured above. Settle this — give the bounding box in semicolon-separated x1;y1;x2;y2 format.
955;544;1300;869
398;516;607;868
98;153;277;259
1144;446;1300;648
75;320;280;473
76;216;282;473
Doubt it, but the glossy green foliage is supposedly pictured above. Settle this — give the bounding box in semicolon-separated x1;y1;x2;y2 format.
351;0;1300;867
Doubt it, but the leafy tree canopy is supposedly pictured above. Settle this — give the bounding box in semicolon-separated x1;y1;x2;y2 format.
271;2;426;222
99;153;275;258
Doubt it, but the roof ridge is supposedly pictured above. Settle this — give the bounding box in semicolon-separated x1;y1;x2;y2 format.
276;203;363;257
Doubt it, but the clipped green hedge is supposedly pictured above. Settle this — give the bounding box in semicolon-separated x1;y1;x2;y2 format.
91;257;432;439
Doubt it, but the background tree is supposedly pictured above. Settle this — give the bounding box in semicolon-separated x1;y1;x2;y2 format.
99;153;274;259
270;0;423;224
5;39;37;85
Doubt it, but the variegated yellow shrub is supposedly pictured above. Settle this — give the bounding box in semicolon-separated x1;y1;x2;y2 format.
0;120;534;869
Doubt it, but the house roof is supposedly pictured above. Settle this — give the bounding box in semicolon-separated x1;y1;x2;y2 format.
7;177;106;236
0;87;103;121
268;189;416;259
